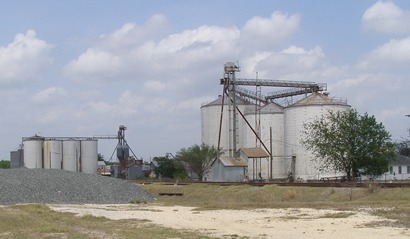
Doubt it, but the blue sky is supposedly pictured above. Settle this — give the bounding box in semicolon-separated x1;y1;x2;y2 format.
1;0;410;161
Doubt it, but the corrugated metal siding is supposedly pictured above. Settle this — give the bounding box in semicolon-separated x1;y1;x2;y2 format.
211;157;247;182
219;156;247;167
201;95;255;155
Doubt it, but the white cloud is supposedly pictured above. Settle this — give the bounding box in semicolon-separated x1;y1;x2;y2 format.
64;48;122;81
40;108;67;124
171;96;211;114
143;80;167;92
64;22;239;83
246;45;325;79
0;30;52;85
359;36;410;69
156;25;239;54
99;14;170;51
31;87;67;104
240;11;300;49
86;101;115;115
63;11;300;85
362;1;410;34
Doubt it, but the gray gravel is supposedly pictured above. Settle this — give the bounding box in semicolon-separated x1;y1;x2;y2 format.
0;168;155;204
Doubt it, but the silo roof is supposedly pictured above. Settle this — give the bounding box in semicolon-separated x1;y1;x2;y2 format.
201;95;251;107
287;93;348;108
260;103;284;113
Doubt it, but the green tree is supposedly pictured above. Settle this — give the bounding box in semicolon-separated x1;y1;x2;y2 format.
98;153;105;161
301;109;395;181
175;143;222;181
153;156;187;179
395;138;410;157
0;160;10;169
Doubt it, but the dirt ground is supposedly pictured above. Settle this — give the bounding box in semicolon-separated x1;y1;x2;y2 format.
49;204;410;239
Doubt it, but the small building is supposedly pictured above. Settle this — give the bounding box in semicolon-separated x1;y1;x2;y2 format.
97;161;112;176
210;156;247;182
376;154;410;181
10;150;24;168
126;163;143;179
148;160;158;178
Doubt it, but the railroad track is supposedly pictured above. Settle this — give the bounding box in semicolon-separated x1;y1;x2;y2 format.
130;180;410;188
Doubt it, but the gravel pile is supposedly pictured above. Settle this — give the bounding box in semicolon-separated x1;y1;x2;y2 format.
0;168;155;205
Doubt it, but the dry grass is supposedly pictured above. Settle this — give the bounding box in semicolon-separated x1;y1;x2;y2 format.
0;204;212;239
2;182;410;238
141;182;410;210
141;182;410;227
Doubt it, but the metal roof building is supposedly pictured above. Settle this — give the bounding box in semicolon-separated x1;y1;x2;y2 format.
210;156;247;182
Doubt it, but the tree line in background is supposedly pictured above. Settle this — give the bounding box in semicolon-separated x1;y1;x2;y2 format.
153;143;221;181
396;138;410;157
0;160;10;169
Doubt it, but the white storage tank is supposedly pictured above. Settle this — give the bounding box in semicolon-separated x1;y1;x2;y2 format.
284;93;350;180
43;140;62;169
201;95;254;156
243;102;286;179
80;139;98;174
62;140;80;172
23;137;44;168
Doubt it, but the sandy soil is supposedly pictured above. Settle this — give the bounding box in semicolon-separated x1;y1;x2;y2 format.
49;204;410;239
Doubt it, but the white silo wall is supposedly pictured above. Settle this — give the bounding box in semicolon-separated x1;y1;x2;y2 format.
201;101;224;148
62;140;80;172
23;139;43;168
201;95;253;155
243;103;286;179
284;93;350;180
80;139;98;174
43;140;62;169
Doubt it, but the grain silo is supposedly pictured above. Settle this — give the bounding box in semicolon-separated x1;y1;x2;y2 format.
62;140;80;172
18;135;102;175
284;93;350;180
80;139;98;174
243;102;286;179
201;95;254;156
23;137;44;169
43;140;62;169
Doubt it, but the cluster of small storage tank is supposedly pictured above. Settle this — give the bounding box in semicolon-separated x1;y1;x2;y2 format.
201;92;350;181
22;137;98;175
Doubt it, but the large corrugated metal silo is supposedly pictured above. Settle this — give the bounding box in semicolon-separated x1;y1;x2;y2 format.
80;139;98;174
23;137;44;168
62;140;80;172
284;93;350;180
243;102;286;179
201;95;254;155
43;140;62;169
